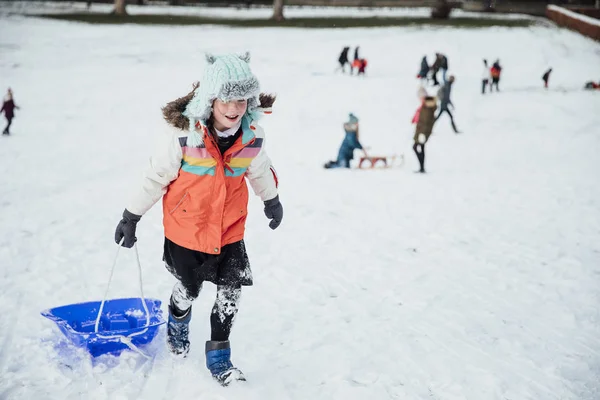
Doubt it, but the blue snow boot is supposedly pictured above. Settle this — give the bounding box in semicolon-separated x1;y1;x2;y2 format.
205;340;246;386
167;301;191;357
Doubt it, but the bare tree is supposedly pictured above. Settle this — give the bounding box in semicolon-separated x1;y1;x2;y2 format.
113;0;127;16
272;0;284;21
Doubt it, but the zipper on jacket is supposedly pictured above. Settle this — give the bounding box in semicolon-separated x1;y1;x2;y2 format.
170;192;188;215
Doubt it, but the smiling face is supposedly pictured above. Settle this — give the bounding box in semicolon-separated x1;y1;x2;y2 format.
212;98;248;131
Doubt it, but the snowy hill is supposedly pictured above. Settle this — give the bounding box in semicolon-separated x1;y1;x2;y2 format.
0;8;599;400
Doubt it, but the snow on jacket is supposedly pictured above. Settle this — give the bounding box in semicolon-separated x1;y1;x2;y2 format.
127;94;278;255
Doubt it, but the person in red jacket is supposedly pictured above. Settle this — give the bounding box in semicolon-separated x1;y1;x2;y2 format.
490;59;502;92
1;88;19;135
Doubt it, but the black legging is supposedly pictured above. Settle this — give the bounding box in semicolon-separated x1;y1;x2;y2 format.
490;78;500;92
3;117;12;134
210;286;241;341
413;142;425;172
172;282;241;342
434;108;458;133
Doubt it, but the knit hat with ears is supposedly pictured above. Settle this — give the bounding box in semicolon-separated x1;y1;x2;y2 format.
183;52;261;147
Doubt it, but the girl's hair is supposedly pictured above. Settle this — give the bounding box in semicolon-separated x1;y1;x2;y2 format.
162;82;199;131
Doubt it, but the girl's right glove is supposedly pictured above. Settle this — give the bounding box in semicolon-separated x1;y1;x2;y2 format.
263;195;283;230
114;209;141;248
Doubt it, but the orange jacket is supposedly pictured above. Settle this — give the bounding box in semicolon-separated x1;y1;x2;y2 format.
127;116;278;254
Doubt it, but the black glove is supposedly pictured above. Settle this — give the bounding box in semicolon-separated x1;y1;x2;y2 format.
114;209;142;248
263;195;283;230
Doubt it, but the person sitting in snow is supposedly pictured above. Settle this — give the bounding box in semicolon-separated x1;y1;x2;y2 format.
324;113;366;168
542;68;552;89
114;52;283;386
434;75;460;134
412;89;437;173
584;81;600;90
1;88;19;135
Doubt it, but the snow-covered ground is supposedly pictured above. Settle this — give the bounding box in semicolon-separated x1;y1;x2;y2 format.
1;7;600;400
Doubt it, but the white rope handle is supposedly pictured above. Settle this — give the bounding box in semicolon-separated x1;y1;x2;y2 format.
93;240;152;359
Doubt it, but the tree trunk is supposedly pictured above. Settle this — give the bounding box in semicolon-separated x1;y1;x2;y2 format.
431;0;452;19
113;0;127;16
272;0;284;21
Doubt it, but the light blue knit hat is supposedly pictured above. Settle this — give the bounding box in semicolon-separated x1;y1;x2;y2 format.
183;52;260;147
348;113;359;124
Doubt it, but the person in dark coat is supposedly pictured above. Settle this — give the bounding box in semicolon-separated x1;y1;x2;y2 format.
1;88;18;135
336;47;351;74
324;113;366;169
439;53;449;84
352;46;360;75
542;68;552;89
490;59;502;92
434;75;460;134
411;95;437;173
417;56;430;83
431;54;441;86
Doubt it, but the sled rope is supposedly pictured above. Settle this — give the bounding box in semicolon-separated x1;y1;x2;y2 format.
94;240;152;359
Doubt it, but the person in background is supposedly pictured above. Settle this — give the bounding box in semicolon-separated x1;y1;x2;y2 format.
481;59;490;95
1;88;18;135
324;113;367;169
434;75;460;134
417;56;430;84
352;46;360;75
439;53;449;84
542;68;552;89
336;47;351;74
357;59;368;76
490;59;502;92
412;91;437;173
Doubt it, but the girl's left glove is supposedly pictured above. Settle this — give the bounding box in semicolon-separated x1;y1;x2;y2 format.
264;195;283;230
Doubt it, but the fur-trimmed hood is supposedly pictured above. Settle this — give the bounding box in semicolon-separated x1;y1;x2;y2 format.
162;82;276;131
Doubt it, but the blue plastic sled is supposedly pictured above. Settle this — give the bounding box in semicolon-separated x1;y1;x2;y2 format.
41;297;166;358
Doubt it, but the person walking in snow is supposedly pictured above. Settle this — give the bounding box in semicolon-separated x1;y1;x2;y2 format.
434;75;460;134
352;46;360;75
336;46;351;74
439;53;449;84
114;53;283;386
417;56;430;83
324;113;366;168
542;68;552;89
431;54;441;86
412;92;437;173
490;59;502;92
481;59;490;94
1;88;18;135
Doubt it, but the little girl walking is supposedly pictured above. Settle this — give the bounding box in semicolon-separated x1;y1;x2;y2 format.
114;52;283;385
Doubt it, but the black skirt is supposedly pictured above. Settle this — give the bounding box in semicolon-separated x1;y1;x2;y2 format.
163;238;253;295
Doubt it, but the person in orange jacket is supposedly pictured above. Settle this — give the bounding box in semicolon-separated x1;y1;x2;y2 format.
490;59;502;92
114;53;282;386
